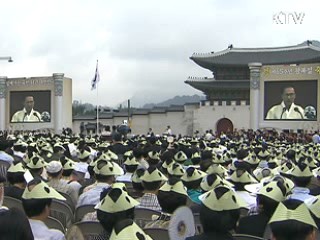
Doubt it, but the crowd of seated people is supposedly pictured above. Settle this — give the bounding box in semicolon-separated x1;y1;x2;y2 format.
0;127;320;239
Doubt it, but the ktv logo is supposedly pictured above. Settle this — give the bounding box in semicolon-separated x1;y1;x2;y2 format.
273;11;305;24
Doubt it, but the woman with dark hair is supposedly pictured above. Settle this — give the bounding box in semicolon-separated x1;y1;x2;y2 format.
186;185;244;240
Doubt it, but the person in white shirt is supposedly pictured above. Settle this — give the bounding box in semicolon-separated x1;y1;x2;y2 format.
164;126;172;136
77;159;124;207
46;161;79;206
266;86;305;120
116;155;139;183
0;140;14;164
22;179;66;240
286;163;317;203
312;131;320;144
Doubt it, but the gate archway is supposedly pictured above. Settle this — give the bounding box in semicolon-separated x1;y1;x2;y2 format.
216;118;233;135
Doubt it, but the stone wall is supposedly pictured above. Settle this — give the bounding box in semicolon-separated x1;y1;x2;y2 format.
72;101;250;136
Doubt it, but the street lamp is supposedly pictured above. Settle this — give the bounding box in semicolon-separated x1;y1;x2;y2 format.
0;56;13;62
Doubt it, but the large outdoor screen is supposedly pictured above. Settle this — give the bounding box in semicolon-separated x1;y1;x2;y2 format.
264;80;317;121
10;91;51;123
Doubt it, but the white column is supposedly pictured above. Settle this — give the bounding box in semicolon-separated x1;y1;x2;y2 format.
53;73;64;134
0;76;7;131
248;63;262;130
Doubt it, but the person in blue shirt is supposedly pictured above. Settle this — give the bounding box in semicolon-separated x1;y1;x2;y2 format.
181;167;206;204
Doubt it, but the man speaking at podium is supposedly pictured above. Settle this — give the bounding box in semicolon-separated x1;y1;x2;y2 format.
266;86;305;120
11;96;42;122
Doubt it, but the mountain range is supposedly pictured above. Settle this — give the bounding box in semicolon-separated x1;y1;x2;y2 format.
142;94;205;108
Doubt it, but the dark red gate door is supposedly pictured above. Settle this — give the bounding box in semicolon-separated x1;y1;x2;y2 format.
216;118;233;135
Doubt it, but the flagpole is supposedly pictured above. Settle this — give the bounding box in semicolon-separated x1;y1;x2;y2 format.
96;59;99;135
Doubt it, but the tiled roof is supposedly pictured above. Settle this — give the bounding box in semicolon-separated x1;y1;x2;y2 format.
190;41;320;70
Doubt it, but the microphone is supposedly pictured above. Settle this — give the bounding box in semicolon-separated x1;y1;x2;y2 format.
294;107;304;119
33;112;41;122
280;107;286;119
23;112;27;122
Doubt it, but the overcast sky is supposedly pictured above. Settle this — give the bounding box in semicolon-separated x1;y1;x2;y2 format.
0;0;319;107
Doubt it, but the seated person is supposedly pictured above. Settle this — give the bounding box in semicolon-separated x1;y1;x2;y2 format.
0;207;34;240
227;169;257;209
46;161;78;206
117;154;139;183
26;154;48;180
167;163;185;179
181;167;206;204
237;180;287;237
110;219;152;240
307;195;320;229
200;173;233;193
81;182;127;222
145;177;188;229
269;199;317;240
12;139;28;162
59;156;82;195
96;187;139;238
0;140;14;164
1;175;34;240
184;151;201;168
160;150;174;175
287;162;316;203
77;158;123;207
21;178;66;240
131;168;146;199
186;185;244;240
40;144;53;163
146;151;161;168
136;166;167;211
133;147;149;169
5;162;27;200
308;166;320;195
74;148;91;179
